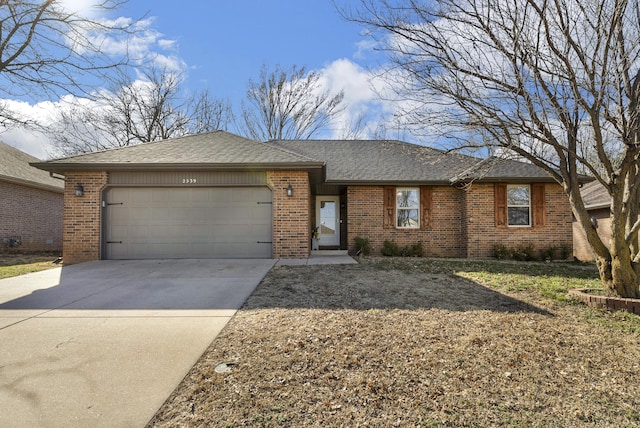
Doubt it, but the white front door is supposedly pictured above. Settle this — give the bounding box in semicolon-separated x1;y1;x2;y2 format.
316;196;340;247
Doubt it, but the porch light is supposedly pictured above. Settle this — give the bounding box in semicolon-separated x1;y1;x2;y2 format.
286;184;293;197
75;183;84;197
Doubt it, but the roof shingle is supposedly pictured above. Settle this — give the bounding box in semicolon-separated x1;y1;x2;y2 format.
32;130;561;184
0;141;64;192
268;139;555;184
33;131;322;172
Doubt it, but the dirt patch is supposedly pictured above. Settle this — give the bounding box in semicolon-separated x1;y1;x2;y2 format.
149;259;640;427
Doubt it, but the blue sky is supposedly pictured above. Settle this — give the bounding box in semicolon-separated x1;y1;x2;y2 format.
128;1;374;99
1;0;402;158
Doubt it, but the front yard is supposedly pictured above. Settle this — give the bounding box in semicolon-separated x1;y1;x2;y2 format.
0;252;60;279
149;258;640;427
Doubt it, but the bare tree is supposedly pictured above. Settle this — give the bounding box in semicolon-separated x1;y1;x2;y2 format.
239;64;345;141
338;111;369;140
50;67;233;155
346;0;640;298
0;0;138;126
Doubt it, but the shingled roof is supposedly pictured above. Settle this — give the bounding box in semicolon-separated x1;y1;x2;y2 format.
0;141;63;192
268;139;557;184
580;180;610;209
32;130;560;184
32;131;323;173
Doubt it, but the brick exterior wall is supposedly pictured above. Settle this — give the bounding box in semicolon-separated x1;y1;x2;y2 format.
267;170;310;258
58;169;571;262
0;180;63;252
62;172;108;264
464;183;573;258
347;186;465;257
346;183;573;259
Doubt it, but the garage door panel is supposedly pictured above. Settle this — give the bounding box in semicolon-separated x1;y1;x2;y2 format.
150;189;169;203
105;187;272;259
129;207;152;224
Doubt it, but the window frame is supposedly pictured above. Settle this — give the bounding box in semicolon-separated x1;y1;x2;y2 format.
506;184;531;227
396;187;420;229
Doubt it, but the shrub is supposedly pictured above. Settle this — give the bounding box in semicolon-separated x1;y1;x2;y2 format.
353;237;371;256
512;242;537;261
406;242;424;257
558;244;572;260
540;246;557;261
493;243;511;260
380;240;423;257
381;240;401;257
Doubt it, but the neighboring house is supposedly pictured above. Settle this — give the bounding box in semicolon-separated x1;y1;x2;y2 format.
573;180;610;261
0;141;64;252
32;131;577;264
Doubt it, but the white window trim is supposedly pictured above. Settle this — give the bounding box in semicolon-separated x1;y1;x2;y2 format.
396;187;420;229
507;184;531;227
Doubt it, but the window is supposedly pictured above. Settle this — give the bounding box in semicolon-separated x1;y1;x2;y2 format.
396;188;420;228
507;185;530;226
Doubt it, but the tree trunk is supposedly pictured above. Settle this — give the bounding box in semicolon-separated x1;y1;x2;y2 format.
596;255;640;298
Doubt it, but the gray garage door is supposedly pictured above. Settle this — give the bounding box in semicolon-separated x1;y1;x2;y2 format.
104;187;272;259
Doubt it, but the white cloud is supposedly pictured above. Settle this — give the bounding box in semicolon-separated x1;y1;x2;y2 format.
0;128;53;160
0;99;65;158
315;58;410;140
58;0;104;18
353;39;377;60
158;39;178;50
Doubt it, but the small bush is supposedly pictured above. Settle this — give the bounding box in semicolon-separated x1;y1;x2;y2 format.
558;244;572;260
380;240;424;257
381;240;401;257
540;246;557;261
493;243;511;260
512;242;537;261
353;237;371;256
406;242;424;257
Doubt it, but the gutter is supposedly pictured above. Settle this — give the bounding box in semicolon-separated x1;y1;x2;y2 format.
584;202;610;211
29;161;326;174
0;174;64;193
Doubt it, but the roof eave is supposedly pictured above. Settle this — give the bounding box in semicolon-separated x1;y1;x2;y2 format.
31;161;325;174
470;176;559;184
325;179;454;186
0;174;64;193
585;202;610;210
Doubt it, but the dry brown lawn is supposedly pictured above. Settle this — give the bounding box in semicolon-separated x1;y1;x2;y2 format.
148;258;640;428
0;252;60;279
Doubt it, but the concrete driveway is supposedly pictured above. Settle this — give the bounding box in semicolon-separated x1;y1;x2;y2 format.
0;259;276;428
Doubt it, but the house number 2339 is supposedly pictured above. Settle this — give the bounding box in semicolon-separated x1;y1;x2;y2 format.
182;178;197;184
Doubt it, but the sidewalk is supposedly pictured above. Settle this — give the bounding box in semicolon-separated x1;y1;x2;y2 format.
276;250;358;266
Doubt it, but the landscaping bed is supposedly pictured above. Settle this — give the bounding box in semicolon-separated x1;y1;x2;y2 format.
148;258;640;427
569;288;640;315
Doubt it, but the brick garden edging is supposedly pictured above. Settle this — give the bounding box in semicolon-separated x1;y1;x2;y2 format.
569;289;640;315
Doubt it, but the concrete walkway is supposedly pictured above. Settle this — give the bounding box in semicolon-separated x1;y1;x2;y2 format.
0;259;275;428
276;251;358;266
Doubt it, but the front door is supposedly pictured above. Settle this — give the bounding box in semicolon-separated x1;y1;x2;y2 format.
316;196;340;247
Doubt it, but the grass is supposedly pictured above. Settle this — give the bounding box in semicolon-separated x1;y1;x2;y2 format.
369;257;640;333
0;253;61;279
150;257;640;427
371;257;603;300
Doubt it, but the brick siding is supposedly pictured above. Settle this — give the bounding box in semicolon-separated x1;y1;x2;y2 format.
62;172;108;264
347;186;465;257
267;170;310;258
347;183;572;259
58;169;571;262
0;181;63;252
464;183;573;258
